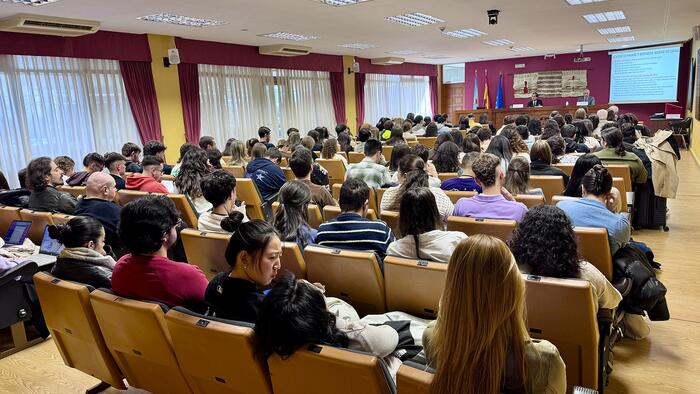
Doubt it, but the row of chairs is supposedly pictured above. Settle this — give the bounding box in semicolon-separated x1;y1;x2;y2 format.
0;206;75;244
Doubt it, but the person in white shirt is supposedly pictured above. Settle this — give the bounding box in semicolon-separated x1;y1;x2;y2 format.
387;187;466;263
198;170;248;233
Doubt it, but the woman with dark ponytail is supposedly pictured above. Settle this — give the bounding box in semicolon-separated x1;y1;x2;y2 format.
49;216;115;288
594;127;648;184
205;217;282;322
271;180;317;250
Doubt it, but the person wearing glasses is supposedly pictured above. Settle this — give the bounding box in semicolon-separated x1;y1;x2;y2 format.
124;155;169;194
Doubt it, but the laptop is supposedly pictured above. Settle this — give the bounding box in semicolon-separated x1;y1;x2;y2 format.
29;226;65;267
3;220;32;246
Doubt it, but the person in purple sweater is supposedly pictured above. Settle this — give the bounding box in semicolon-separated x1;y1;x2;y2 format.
440;152;483;193
453;153;528;222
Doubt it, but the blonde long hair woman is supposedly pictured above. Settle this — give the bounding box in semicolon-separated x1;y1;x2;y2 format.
424;235;566;394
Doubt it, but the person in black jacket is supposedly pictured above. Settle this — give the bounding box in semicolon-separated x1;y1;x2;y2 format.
104;152;128;190
74;172;126;258
529;141;570;185
561;124;590;153
48;216;116;289
121;142;142;173
27;157;77;214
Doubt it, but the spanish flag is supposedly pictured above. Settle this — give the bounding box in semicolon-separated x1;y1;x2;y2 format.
483;70;490;109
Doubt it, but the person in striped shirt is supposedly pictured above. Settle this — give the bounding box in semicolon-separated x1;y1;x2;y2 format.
315;178;394;264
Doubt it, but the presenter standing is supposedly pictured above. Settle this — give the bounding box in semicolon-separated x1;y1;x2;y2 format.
527;93;543;107
578;88;596;105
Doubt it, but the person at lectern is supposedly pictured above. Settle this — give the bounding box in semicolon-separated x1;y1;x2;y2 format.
578;89;596;105
527;93;543;107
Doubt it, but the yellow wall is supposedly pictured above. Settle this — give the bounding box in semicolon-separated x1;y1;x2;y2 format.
342;56;358;134
689;38;700;165
147;34;186;163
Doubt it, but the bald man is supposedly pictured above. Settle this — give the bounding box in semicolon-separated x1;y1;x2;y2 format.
74;172;124;256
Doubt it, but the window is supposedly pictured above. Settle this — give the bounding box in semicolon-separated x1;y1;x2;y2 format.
443;63;465;84
363;73;432;124
0;55;140;189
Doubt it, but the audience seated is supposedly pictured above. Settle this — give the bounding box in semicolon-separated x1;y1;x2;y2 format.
54;155;75;184
547;135;577;165
529;141;570;184
432;142;461;173
476;127;492;152
74;172;123;256
505;156;543;196
337;131;353;154
48;216;116;289
574;120;601;151
206;218;281;322
27;156;77;214
501;127;530;163
199;170;248;232
517;124;536;150
143;140;173;175
315;178;394;257
112;195;208;311
124;155;168;194
557;165;629;254
595;127;648;184
199;135;217;151
509;205;622;311
227;139;248;167
386;126;407;146
174;148;212;214
104;152;127;190
321;138;348;166
440;152;483;192
485;134;514;172
388;144;412;184
387;188;466;263
272;181;317;250
562;154;603;197
258;127;275;149
121;142;142;173
527;118;542;139
66;153;105;186
561;124;590;156
423;123;439;137
208;148;223;170
353;127;371;153
289;147;336;209
170;143;198;177
409;144;441;187
244;142;286;201
423;235;566;394
453;153;528;222
381;155;454;224
345;139;390;189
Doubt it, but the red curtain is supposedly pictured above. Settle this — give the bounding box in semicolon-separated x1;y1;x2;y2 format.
429;76;439;116
178;63;200;143
355;73;366;128
329;72;346;125
119;61;162;143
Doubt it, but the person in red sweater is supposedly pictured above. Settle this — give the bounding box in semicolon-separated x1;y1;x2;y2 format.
125;155;168;194
111;195;208;312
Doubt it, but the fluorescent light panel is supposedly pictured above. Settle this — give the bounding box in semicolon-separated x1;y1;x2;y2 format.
258;32;318;41
566;0;606;5
338;43;379;49
138;13;225;27
510;47;535;52
386;50;420;55
0;0;61;5
608;36;635;43
317;0;370;6
597;26;631;35
443;29;487;38
423;55;452;59
482;39;514;46
583;10;626;23
385;12;444;27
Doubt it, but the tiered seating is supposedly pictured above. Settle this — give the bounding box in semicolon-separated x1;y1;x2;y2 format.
282;167;294;181
315;159;346;188
379;211;400;236
437;173;458;183
384;256;447;319
416;137;437;147
180;229;231;280
529;175;566;204
446;216;517;242
348;152;364;164
116;189;149;206
236;178;272;220
167;194;199;228
51;213;76;225
19;209;53;244
332;184;379;213
443;190;477;204
223;166;245;178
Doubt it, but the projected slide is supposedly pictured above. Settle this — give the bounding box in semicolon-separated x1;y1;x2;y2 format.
609;46;681;104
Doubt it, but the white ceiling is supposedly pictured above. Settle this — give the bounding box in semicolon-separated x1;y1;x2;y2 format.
1;0;699;64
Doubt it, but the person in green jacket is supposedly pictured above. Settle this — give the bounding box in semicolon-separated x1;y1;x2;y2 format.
594;127;648;184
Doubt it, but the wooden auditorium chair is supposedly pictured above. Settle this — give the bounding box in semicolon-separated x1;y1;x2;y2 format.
282;167;295;181
272;202;324;229
551;195;579;205
167;194;200;228
303;246;386;315
0;205;21;236
180;229;231;280
379;211;400;236
574;227;613;280
33;272;126;392
332;183;379;213
528;175;565;204
446;216;517;243
89;289;192;394
223;166;245;178
396;362;434;394
348;152;364;164
416;137;437;148
18;209;54;244
514;194;546;209
315;159;346;188
281;242;306;279
437;173;458;183
57;185;87;199
606;164;632;191
51;213;76;225
381;145;394;161
443;190;477;204
322;205;378;221
554;163;574;177
383;256;447;319
165;307;273;394
235;178;273;220
116;189;149;206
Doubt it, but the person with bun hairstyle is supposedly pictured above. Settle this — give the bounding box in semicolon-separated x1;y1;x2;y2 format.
112;195;209;311
594;127;648;184
271;181;317;250
205;218;282;322
198;170;248;233
562;154;602;197
424;235;566;394
557;165;629;254
48;216;116;289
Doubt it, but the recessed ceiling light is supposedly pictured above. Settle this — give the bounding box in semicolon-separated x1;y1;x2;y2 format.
0;0;61;5
566;0;606;5
443;29;487;39
608;36;635;43
338;43;379;49
258;32;318;41
597;26;631;35
620;44;631;48
138;13;225;27
510;47;535;52
386;50;420;55
423;55;452;60
583;10;626;23
317;0;371;6
385;12;444;27
482;39;514;47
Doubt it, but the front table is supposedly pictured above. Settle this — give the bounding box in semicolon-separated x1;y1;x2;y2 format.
456;105;610;129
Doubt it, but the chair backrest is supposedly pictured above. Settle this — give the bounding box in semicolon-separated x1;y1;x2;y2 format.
523;274;599;390
51;213;76;225
443;190;477;204
514;194;546;209
446;216;517;242
437;173;458;183
117;189;149;206
396;362;433;394
0;206;21;237
551;195;579;205
554;163;574;177
303;246;386;315
33;272;126;389
333;184;378;213
223;166;246;178
383;256;447;319
57;185;87;199
18;209;54;244
574;227;613;280
168;194;199;228
282;167;295;181
89;289;192;394
180;229;231;280
375;187;387;211
281;242;306;279
348;152;365;164
322;206;377;221
529;175;565;204
315;159;346;187
605;164;632;191
407;140;418;147
382;145;394;161
280;157;289;168
612;177;628;212
379;211;400;237
271;202;323;229
267;344;395;394
416;137;437;148
235;178;266;220
165;307;273;394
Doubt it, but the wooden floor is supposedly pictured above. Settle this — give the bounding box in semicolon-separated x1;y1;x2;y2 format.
0;158;699;394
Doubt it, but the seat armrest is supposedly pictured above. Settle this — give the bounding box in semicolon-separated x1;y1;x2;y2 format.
0;261;38;287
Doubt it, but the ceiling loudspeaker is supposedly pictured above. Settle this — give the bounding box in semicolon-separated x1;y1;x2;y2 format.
693;25;700;41
0;13;100;37
371;57;405;66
